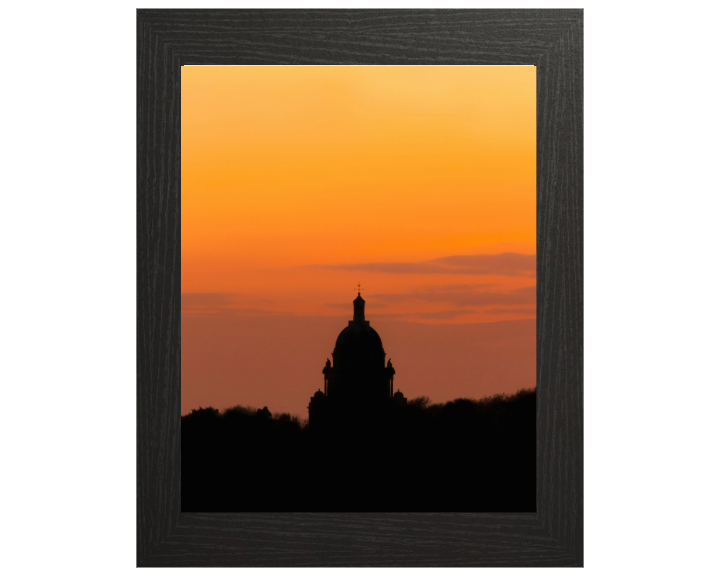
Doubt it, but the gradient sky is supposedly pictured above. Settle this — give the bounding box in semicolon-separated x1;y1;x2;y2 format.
182;66;536;417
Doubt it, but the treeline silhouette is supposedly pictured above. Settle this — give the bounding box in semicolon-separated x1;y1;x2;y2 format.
182;388;535;512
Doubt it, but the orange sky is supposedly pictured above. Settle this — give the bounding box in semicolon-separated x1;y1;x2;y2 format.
182;66;536;416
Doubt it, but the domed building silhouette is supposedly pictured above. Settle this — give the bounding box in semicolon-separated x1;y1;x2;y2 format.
309;291;405;426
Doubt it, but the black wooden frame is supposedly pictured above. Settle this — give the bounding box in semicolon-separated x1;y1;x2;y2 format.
137;8;583;567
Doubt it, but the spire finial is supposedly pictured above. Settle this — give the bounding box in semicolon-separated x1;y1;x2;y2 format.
353;284;366;321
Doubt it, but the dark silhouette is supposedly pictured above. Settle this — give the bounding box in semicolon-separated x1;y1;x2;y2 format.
310;291;401;431
182;389;535;512
181;293;535;512
317;292;396;406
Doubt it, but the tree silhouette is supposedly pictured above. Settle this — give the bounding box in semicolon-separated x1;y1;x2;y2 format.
181;388;536;512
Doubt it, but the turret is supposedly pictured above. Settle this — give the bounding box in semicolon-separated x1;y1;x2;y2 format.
353;292;365;322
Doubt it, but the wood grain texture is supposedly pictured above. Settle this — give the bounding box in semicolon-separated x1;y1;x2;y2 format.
137;9;583;567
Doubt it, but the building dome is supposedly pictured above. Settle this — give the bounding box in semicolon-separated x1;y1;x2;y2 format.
393;388;407;407
333;321;385;370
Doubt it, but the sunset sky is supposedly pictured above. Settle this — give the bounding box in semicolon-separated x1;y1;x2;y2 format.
181;66;536;416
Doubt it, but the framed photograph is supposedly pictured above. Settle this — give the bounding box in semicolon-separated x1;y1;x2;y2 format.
138;8;583;567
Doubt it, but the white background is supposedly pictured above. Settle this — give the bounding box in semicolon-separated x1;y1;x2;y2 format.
1;1;718;574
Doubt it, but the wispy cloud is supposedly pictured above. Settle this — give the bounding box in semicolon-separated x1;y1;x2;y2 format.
324;284;536;322
373;285;536;308
182;293;287;316
484;305;537;316
315;252;535;277
416;309;480;320
324;302;358;310
182;293;235;311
